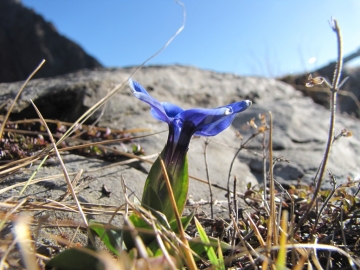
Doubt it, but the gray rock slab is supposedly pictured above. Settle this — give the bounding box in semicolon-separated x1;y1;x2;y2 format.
232;97;360;185
1;65;360;210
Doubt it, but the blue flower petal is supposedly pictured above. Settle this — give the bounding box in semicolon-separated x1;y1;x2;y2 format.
177;100;251;136
161;102;184;118
129;79;170;124
130;79;252;137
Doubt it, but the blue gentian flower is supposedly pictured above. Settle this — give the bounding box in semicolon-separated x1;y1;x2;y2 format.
129;79;251;167
129;78;251;221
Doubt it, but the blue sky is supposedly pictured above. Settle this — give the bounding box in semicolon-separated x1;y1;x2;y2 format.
21;0;360;77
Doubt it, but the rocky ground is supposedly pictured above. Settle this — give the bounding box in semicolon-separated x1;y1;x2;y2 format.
1;65;360;265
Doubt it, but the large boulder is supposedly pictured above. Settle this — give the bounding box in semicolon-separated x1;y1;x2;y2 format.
1;65;359;219
0;0;102;83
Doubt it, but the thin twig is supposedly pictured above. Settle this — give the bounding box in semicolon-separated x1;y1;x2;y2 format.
326;230;336;270
203;138;214;218
313;172;337;229
228;214;257;269
340;207;349;252
262;125;270;214
233;176;238;225
150;220;177;270
228;176;238;260
294;18;343;233
227;132;260;214
263;111;276;270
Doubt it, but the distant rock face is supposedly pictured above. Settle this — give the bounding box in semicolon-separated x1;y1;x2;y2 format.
0;0;102;83
280;48;360;117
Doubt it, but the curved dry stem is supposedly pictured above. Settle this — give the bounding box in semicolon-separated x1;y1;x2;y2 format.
294;18;343;233
54;1;186;149
30;100;88;227
0;60;46;141
203;138;214;218
227;131;261;214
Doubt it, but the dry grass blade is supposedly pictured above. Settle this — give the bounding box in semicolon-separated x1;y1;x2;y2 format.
123;216;149;259
10;118;149;134
0;59;45;141
227;129;262;214
229;214;257;268
0;154;159;197
0;200;125;217
14;216;39;270
245;211;265;248
0;238;17;270
281;244;359;269
53;1;186;150
0;198;27;231
159;156;197;270
19;156;49;195
276;210;288;269
263;111;276;270
0;129;163;176
30;100;88;227
149;219;178;270
292;249;311;270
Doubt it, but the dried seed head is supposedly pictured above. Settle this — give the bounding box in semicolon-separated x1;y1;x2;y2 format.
259;113;267;125
247;118;258;129
235;130;243;140
306;74;325;87
257;126;267;133
341;128;353;137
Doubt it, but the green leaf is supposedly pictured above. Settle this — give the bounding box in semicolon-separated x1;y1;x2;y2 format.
217;238;225;270
194;217;219;266
163;154;188;221
122;212;157;250
189;237;231;259
141;155;165;214
247;182;252;189
193;217;226;269
169;211;194;232
46;247;104;270
89;220;122;256
141;150;189;222
142;185;164;215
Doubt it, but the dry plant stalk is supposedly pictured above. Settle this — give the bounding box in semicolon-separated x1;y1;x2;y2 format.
14;216;39;270
263;112;276;270
0;60;45;141
295;18;344;233
30;100;88;227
